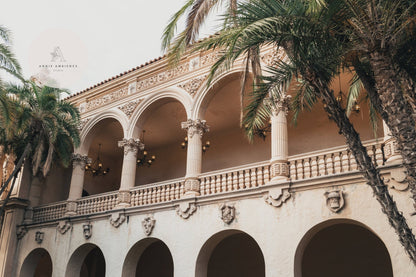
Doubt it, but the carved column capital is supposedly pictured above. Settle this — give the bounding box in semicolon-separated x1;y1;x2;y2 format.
71;154;91;169
264;94;291;116
181;119;209;138
118;138;144;156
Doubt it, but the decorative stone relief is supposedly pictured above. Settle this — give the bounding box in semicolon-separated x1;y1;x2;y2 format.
16;226;27;240
79;102;87;113
35;231;44;244
117;190;132;206
184;178;200;194
260;48;285;67
181;119;209;138
83;222;92;239
176;201;197;219
118;99;143;117
85;86;128;111
189;56;200;71
324;189;345;213
137;64;190;92
383;139;401;163
220;203;235;224
78;118;91;131
386;168;408;191
71;154;91;170
109;212;126;228
200;50;220;66
118;138;144;156
57;220;72;234
128;81;137;94
264;187;291;207
66;200;78;215
270;162;289;178
178;75;207;96
142;215;156;236
264;94;291;116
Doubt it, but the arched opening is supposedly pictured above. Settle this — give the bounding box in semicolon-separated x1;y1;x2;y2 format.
122;238;174;277
196;230;265;277
20;248;52;277
198;73;270;172
66;243;106;277
82;118;124;195
294;220;393;277
133;98;187;185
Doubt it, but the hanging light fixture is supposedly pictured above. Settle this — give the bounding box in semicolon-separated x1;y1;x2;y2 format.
336;75;343;103
85;143;110;177
181;137;211;153
137;130;156;167
352;98;361;113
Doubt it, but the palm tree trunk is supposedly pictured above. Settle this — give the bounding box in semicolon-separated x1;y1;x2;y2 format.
368;51;416;211
304;71;416;264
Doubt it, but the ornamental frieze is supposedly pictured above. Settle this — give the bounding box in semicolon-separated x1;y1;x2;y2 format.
118;99;143;117
260;49;285;67
84;86;129;112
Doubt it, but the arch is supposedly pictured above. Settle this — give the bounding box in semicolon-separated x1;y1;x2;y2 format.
196;229;265;277
191;66;247;120
78;108;128;154
122;238;174;277
128;88;192;138
20;248;52;277
294;218;393;277
65;243;106;277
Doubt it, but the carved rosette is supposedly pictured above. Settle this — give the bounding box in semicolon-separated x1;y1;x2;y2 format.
264;187;291;207
178;75;207;96
118;99;143;118
176;201;197;219
264;95;291;116
35;231;44;244
118;138;144;156
324;189;345;213
109;212;126;228
220;203;235;224
83;222;92;239
16;226;28;240
181;119;209;139
270;162;289;178
142;215;156;236
71;154;91;170
57;220;72;234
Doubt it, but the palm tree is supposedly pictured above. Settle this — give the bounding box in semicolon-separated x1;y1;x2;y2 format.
0;82;80;215
175;0;416;263
0;25;22;81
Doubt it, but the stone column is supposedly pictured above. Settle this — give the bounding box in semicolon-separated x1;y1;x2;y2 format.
266;95;291;183
383;120;402;164
181;119;209;196
117;138;144;207
66;154;90;215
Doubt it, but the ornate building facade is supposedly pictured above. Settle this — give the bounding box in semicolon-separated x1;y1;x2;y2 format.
1;47;415;276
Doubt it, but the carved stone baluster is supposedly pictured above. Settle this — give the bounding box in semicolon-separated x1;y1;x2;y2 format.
179;182;185;196
257;168;264;186
333;152;341;174
156;186;161;203
227;173;233;191
263;166;270;183
341;151;349;172
244;169;250;188
375;146;383;167
318;155;326;176
304;158;311;179
326;154;334;175
251;169;257;187
238;171;245;189
200;177;206;196
289;161;297;180
232;172;238;190
297;161;304;180
221;174;227;192
151;187;157;204
215;175;221;193
349;151;357;171
367;145;375;165
310;157;318;177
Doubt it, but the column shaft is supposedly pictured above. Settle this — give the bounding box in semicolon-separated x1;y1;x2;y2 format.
66;154;90;215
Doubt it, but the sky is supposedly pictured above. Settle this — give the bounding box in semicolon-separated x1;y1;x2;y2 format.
2;0;217;94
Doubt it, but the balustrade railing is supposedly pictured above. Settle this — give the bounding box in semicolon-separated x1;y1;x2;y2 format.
31;141;383;223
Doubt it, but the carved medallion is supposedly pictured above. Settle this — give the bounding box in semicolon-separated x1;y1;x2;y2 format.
220;203;235;224
142;215;156;236
324;189;345;213
35;231;44;244
57;220;72;234
109;212;126;228
83;222;92;239
176;201;197;219
264;187;291;207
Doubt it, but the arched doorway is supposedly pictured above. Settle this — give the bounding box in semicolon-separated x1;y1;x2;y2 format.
20;248;52;277
122;238;173;277
65;243;106;277
295;221;393;277
196;230;265;277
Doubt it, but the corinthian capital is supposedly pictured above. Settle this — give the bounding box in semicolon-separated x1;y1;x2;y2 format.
71;154;91;169
264;94;291;116
118;138;144;156
181;119;209;138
